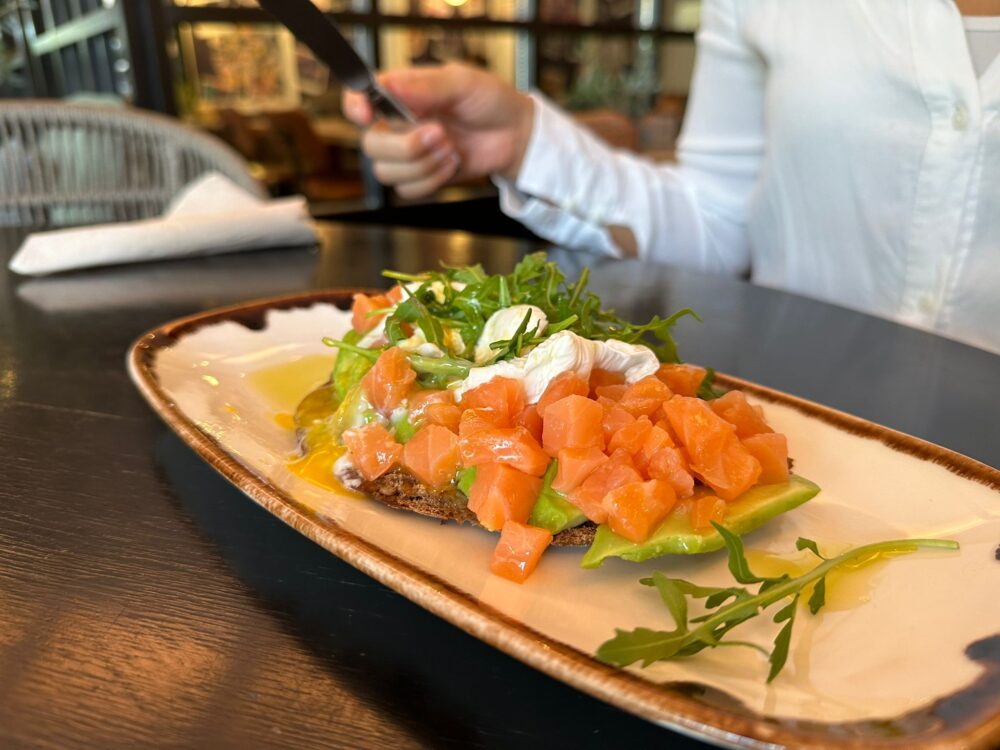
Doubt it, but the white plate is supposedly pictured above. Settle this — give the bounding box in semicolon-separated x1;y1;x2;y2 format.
129;292;1000;750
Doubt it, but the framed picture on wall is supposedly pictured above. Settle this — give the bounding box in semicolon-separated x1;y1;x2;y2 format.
179;23;300;113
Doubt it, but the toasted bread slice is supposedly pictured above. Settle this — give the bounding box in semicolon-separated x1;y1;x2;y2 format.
340;466;596;546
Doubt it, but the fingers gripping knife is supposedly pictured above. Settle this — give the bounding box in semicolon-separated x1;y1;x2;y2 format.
257;0;416;125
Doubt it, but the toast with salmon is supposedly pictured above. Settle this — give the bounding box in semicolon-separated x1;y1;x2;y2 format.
292;254;820;582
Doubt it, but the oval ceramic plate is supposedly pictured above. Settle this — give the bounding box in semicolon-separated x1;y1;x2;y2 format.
128;291;1000;750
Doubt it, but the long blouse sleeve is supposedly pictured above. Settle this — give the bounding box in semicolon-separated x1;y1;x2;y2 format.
495;0;763;275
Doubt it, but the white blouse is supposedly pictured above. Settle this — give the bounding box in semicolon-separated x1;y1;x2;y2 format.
497;0;1000;355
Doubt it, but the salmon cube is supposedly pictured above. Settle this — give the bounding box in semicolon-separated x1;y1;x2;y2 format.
408;388;454;419
647;445;695;498
351;292;391;334
552;446;608;494
655;364;708;397
459;376;526;427
567;459;642;524
589;368;625;396
633;424;675;475
607;416;654;456
403;424;461;489
742;432;789;484
514;404;544;444
663;397;761;500
468;463;543;531
536;372;590;417
710;390;773;438
600;400;637;444
691;494;727;531
459;408;505;439
342;422;402;481
362;347;416;414
421;402;462;433
490;521;553;583
541;395;605;456
618;376;673;418
459;426;551;476
603;479;678;543
594;383;627;401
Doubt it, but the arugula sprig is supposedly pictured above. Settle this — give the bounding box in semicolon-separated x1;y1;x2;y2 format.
378;252;699;364
596;525;959;682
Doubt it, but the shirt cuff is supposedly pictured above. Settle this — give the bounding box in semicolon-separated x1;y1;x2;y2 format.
492;93;623;258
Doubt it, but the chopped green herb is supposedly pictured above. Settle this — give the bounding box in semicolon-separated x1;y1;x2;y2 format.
596;525;959;681
373;252;700;367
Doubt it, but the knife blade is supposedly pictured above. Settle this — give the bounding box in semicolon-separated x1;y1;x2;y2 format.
256;0;415;123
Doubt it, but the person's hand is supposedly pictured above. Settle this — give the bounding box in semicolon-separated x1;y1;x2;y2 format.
343;62;534;199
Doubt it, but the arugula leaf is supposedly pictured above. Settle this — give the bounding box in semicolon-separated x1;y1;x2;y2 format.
370;252;702;375
715;523;767;584
796;537;827;560
597;529;959;681
807;577;826;615
768;596;799;682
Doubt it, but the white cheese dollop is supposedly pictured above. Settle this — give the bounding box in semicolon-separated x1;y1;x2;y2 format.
474;304;548;364
452;329;658;403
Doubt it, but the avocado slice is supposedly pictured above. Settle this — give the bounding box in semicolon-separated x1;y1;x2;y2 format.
580;474;820;568
528;461;588;534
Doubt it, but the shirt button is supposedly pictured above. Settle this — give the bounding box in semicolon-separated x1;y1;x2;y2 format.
952;103;969;130
918;293;938;314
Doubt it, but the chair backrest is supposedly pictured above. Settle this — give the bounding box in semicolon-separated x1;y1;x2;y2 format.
0;100;265;227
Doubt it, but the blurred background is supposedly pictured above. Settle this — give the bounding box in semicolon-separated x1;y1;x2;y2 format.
0;0;700;234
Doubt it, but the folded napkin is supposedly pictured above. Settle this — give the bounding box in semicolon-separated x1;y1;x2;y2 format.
8;172;318;276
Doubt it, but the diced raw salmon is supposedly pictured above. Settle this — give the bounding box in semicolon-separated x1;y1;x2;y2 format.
603;479;678;543
385;284;405;303
607;416;654;456
691;494;727;530
663;396;762;500
363;347;416;414
567;459;642;524
589;368;625;396
403;424;461;489
600;400;637;444
710;391;773;438
459;408;505;439
459;426;551;476
742;432;789;484
536;372;590;417
342;422;402;481
459;376;526;427
514;404;544;444
351;292;392;334
408;388;454;420
541;395;605;456
421;402;462;433
552;446;608;493
647;445;695;498
490;521;553;583
468;464;543;531
618;376;673;418
594;383;627;401
633;424;675;474
655;364;707;397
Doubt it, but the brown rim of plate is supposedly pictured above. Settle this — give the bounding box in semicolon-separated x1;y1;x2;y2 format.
127;289;1000;750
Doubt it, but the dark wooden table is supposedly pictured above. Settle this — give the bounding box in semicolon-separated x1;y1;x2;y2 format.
1;223;998;750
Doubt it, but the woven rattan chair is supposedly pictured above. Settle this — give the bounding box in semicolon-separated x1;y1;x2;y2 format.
0;101;265;227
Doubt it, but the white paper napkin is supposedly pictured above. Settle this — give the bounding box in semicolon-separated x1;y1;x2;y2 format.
8;172;319;276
